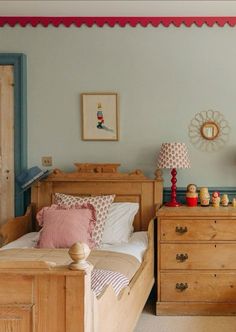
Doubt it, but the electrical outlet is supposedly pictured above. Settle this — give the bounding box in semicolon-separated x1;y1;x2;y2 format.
42;156;52;167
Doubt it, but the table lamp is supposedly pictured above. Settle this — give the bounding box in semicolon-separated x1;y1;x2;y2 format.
157;142;190;207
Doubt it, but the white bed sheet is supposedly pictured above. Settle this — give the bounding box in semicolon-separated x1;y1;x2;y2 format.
1;232;39;250
1;231;148;263
99;231;148;263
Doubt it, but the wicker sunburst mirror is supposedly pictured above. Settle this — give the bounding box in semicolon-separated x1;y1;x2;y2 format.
188;110;230;152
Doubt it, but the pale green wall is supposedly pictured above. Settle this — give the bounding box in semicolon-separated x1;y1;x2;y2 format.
0;26;235;187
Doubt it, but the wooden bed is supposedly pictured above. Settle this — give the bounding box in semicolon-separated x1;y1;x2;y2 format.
0;163;163;332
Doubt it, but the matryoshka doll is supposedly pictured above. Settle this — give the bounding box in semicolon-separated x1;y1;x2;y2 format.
221;194;229;207
212;191;220;208
232;198;236;207
200;187;210;207
186;184;198;207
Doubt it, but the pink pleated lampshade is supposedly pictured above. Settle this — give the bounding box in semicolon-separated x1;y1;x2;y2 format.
157;142;191;169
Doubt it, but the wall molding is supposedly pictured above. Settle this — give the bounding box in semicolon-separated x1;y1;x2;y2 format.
164;187;236;204
1;16;236;28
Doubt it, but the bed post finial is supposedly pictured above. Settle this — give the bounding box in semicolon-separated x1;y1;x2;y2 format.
68;242;91;271
155;168;163;181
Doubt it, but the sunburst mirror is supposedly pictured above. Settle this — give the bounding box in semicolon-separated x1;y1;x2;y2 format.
188;110;230;152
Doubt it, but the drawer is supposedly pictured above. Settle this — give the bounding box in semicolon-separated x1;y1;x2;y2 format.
161;243;236;270
160;219;236;241
161;272;236;302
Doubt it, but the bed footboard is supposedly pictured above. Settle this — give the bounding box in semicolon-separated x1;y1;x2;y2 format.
0;243;94;332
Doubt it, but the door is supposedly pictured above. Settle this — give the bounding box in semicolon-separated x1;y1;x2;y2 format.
0;65;14;225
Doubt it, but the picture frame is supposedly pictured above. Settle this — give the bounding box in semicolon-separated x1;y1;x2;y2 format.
81;93;119;141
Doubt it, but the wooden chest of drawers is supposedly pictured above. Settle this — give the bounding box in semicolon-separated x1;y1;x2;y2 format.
156;205;236;315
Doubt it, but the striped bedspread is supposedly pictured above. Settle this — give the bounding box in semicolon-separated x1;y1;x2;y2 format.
91;268;129;296
88;249;140;296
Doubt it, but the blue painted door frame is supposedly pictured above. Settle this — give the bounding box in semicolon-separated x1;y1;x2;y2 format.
0;54;27;216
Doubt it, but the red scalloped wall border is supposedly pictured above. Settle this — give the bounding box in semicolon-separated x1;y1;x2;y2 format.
1;16;236;28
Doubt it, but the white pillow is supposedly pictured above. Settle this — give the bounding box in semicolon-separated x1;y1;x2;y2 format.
101;202;139;244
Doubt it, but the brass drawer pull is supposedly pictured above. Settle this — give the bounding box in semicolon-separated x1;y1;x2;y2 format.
176;253;188;262
175;226;188;234
176;282;188;291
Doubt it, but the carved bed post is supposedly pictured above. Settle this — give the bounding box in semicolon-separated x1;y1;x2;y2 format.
68;242;92;271
67;242;94;332
154;168;164;208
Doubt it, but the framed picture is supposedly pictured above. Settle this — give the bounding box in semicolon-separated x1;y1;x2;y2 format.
81;93;119;141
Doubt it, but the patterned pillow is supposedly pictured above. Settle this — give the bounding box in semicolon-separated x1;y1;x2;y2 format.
54;193;115;247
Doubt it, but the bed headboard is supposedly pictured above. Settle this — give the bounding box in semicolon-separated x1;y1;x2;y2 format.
31;163;163;231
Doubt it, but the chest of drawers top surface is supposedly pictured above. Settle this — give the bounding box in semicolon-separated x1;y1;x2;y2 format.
157;205;236;218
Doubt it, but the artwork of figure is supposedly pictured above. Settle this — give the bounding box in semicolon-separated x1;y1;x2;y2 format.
96;103;104;129
96;103;114;132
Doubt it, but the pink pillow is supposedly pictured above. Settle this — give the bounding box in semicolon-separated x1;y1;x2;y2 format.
37;204;96;249
54;193;115;247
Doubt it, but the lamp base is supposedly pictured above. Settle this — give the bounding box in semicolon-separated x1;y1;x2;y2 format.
165;200;182;207
165;168;182;207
